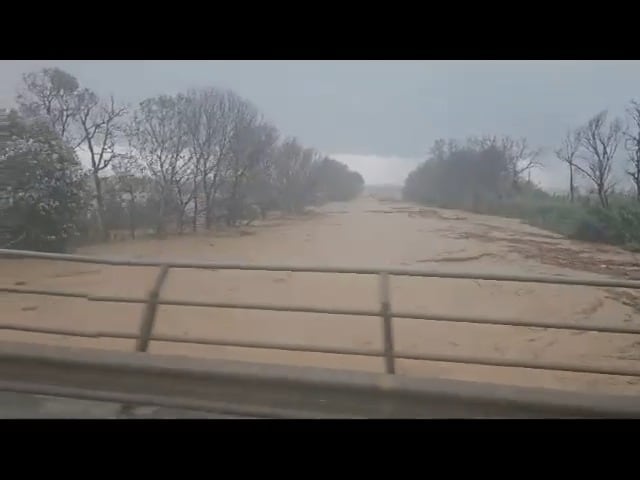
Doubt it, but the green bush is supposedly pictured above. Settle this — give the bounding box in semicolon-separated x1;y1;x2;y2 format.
480;198;640;249
414;186;640;250
489;198;640;248
1;116;88;252
569;204;640;246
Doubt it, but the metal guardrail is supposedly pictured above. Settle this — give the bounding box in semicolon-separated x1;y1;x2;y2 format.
0;249;640;377
2;247;640;381
2;341;640;418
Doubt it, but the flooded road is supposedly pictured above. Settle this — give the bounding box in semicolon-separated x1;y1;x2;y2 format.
2;196;640;395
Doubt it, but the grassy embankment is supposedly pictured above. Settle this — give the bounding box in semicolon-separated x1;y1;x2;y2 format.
436;190;640;251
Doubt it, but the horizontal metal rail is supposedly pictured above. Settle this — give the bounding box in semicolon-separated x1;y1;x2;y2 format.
3;324;640;382
0;324;381;357
1;322;637;378
1;341;639;418
3;285;640;336
3;248;640;289
2;248;640;387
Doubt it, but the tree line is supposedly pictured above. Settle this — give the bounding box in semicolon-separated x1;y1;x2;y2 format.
404;106;640;210
402;105;640;248
0;68;364;252
403;135;542;209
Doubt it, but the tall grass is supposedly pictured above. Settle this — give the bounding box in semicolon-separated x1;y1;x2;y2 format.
458;192;640;250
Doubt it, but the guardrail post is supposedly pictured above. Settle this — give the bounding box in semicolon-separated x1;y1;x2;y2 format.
136;264;170;353
120;264;170;417
379;272;395;374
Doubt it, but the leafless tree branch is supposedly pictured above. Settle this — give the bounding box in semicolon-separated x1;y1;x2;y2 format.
625;100;640;201
575;110;623;208
555;128;583;201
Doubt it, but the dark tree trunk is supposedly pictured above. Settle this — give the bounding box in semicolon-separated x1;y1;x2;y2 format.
569;165;575;202
598;186;608;208
92;172;108;241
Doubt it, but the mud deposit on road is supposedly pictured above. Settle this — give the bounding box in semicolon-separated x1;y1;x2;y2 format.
2;196;640;395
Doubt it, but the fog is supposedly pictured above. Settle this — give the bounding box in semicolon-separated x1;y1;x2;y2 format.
4;60;640;189
3;60;640;416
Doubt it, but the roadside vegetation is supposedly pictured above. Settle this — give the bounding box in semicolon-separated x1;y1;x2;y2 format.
403;105;640;251
0;68;364;252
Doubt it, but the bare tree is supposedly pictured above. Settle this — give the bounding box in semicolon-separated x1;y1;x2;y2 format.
498;136;542;189
184;88;223;230
575;111;623;208
625;100;640;201
16;68;80;146
465;135;540;194
555;128;583;202
467;135;497;151
111;154;147;239
244;151;279;221
223;98;279;226
183;88;236;229
182;90;209;232
127;95;191;235
75;89;128;239
271;139;317;213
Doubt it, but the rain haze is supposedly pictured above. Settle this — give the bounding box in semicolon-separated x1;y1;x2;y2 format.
3;60;640;189
3;60;640;417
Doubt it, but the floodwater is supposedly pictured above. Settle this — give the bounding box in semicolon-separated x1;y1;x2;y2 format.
2;196;640;395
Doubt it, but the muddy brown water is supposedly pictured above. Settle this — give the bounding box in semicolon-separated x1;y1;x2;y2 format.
2;196;640;395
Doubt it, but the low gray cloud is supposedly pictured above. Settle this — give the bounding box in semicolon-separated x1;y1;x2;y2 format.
2;60;640;188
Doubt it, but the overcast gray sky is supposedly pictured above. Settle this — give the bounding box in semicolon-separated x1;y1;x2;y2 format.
2;60;640;188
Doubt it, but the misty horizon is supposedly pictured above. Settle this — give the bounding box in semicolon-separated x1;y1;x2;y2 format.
3;60;640;191
4;60;640;415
